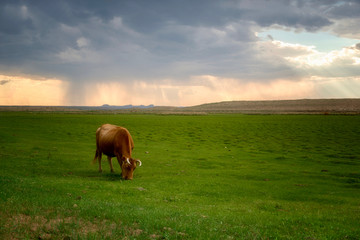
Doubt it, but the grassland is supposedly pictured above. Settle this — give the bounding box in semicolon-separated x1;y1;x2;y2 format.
0;112;359;239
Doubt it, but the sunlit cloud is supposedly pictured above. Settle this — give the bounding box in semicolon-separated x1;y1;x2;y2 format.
286;44;360;67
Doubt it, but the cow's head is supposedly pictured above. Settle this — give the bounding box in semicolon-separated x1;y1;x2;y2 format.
121;157;142;180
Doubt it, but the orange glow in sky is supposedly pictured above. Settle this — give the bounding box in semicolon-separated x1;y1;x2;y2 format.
0;75;68;106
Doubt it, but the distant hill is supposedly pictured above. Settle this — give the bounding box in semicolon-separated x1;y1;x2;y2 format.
96;104;154;110
182;99;360;114
1;99;359;114
101;104;154;109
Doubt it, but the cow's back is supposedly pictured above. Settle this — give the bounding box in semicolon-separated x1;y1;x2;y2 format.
96;124;133;158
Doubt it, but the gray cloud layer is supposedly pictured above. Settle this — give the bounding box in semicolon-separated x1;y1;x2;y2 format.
0;0;359;96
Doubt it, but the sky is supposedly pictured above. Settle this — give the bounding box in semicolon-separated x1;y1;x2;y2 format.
0;0;360;106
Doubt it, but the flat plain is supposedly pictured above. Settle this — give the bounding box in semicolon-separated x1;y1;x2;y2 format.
0;112;359;239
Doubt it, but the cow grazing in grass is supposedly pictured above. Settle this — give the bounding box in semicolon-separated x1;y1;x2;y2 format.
93;124;142;180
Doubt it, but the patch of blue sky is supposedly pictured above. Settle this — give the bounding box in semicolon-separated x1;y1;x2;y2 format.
258;29;358;52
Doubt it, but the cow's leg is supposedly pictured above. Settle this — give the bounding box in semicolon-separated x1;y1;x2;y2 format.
97;151;103;173
116;155;123;175
108;156;114;173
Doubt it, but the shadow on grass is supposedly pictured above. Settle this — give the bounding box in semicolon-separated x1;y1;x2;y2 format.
66;169;125;182
101;172;123;182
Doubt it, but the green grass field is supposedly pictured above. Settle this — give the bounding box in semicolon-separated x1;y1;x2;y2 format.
0;112;359;239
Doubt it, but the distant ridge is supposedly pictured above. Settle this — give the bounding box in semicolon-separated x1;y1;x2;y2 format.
1;99;359;114
184;99;360;114
73;104;155;110
97;104;154;110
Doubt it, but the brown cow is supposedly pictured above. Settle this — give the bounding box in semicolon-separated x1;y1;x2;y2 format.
93;124;142;180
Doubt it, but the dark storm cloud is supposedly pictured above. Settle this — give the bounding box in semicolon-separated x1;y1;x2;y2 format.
233;0;332;31
0;4;33;34
0;0;356;86
326;1;360;19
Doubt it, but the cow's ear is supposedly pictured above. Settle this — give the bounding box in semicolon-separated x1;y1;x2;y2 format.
136;159;142;167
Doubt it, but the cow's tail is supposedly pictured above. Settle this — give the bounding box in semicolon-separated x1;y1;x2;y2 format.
92;150;99;165
93;127;101;165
